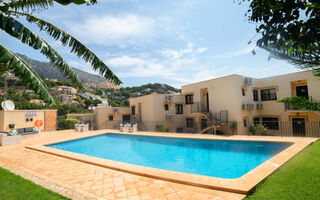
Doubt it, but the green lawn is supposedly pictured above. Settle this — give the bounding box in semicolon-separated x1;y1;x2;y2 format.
245;140;320;200
0;167;68;200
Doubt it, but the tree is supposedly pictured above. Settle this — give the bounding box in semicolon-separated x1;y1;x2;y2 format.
0;0;121;106
245;0;320;111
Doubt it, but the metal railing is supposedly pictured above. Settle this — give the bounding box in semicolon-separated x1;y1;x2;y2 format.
284;96;320;111
94;119;320;138
191;102;209;113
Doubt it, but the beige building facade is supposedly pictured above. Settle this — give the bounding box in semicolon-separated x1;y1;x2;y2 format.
85;70;320;136
181;70;320;136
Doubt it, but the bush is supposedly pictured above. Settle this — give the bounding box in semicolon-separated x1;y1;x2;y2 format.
156;125;167;132
249;124;270;135
229;121;238;134
58;118;80;130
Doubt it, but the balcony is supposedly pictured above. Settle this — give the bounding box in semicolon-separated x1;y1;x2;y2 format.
190;102;209;113
284;104;301;111
190;102;228;122
284;96;320;111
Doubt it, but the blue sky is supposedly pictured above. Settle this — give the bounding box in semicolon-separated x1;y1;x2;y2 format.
0;0;301;88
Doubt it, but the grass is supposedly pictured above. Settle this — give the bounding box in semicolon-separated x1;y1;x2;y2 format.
245;140;320;200
0;167;68;200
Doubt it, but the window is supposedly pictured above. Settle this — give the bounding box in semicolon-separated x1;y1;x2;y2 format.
243;119;248;127
261;88;277;101
131;106;135;115
253;89;259;101
186;118;194;128
241;88;246;96
164;104;169;111
123;115;130;123
109;115;113;121
185;94;193;104
262;117;279;130
253;117;260;125
176;104;183;114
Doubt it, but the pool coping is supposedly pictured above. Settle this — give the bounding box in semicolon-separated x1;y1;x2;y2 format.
26;131;317;194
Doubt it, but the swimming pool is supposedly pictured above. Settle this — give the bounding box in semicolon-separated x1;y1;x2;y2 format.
47;133;292;179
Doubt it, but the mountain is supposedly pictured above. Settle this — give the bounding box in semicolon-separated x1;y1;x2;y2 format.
17;54;106;84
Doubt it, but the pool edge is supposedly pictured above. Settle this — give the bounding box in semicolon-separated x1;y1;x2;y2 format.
26;132;317;195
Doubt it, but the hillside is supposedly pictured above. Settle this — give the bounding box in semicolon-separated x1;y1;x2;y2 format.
18;54;107;84
4;54;181;107
105;83;181;107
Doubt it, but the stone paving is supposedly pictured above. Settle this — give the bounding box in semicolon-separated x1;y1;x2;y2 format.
0;130;246;200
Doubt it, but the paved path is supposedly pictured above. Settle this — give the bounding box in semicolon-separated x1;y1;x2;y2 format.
0;130;246;200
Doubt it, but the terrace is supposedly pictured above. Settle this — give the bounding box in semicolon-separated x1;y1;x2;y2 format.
0;129;317;199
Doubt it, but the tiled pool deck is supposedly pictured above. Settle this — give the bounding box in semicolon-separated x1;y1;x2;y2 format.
0;130;317;200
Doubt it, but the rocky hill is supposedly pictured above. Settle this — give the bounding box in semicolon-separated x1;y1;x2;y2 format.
18;54;108;84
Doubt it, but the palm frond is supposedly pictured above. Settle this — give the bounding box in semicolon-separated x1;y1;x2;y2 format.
0;11;83;88
0;43;55;105
261;42;320;76
0;0;96;12
8;10;122;85
54;0;97;5
1;0;54;12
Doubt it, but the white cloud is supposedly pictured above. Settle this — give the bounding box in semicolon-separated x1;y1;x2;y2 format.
107;43;212;84
197;47;208;53
213;45;255;58
158;43;194;59
68;14;154;46
107;56;145;67
196;47;208;53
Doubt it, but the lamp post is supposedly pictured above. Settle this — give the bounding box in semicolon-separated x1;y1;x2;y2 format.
88;105;95;130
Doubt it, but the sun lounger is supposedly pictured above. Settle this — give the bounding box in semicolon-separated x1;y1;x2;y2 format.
76;123;89;132
129;123;137;132
120;123;130;132
0;132;21;146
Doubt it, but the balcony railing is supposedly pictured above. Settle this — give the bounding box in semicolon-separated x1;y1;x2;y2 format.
284;104;301;111
284;96;320;111
190;102;209;113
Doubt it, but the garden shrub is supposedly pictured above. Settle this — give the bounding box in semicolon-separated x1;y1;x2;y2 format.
58;118;80;130
249;124;270;135
156;125;167;132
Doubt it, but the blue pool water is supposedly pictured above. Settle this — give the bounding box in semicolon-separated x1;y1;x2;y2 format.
47;134;292;179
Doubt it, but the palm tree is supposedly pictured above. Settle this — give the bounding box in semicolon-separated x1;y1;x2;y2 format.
0;0;121;106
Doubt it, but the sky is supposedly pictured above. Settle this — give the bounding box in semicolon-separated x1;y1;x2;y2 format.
0;0;301;88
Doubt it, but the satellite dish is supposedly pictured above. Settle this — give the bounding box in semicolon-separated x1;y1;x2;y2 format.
1;100;15;111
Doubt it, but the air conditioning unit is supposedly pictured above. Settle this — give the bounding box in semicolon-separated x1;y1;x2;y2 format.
243;104;254;110
166;95;174;102
166;114;174;120
113;107;119;113
256;103;263;110
245;77;253;85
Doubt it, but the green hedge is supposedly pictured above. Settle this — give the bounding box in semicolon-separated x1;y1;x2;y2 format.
57;117;80;130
